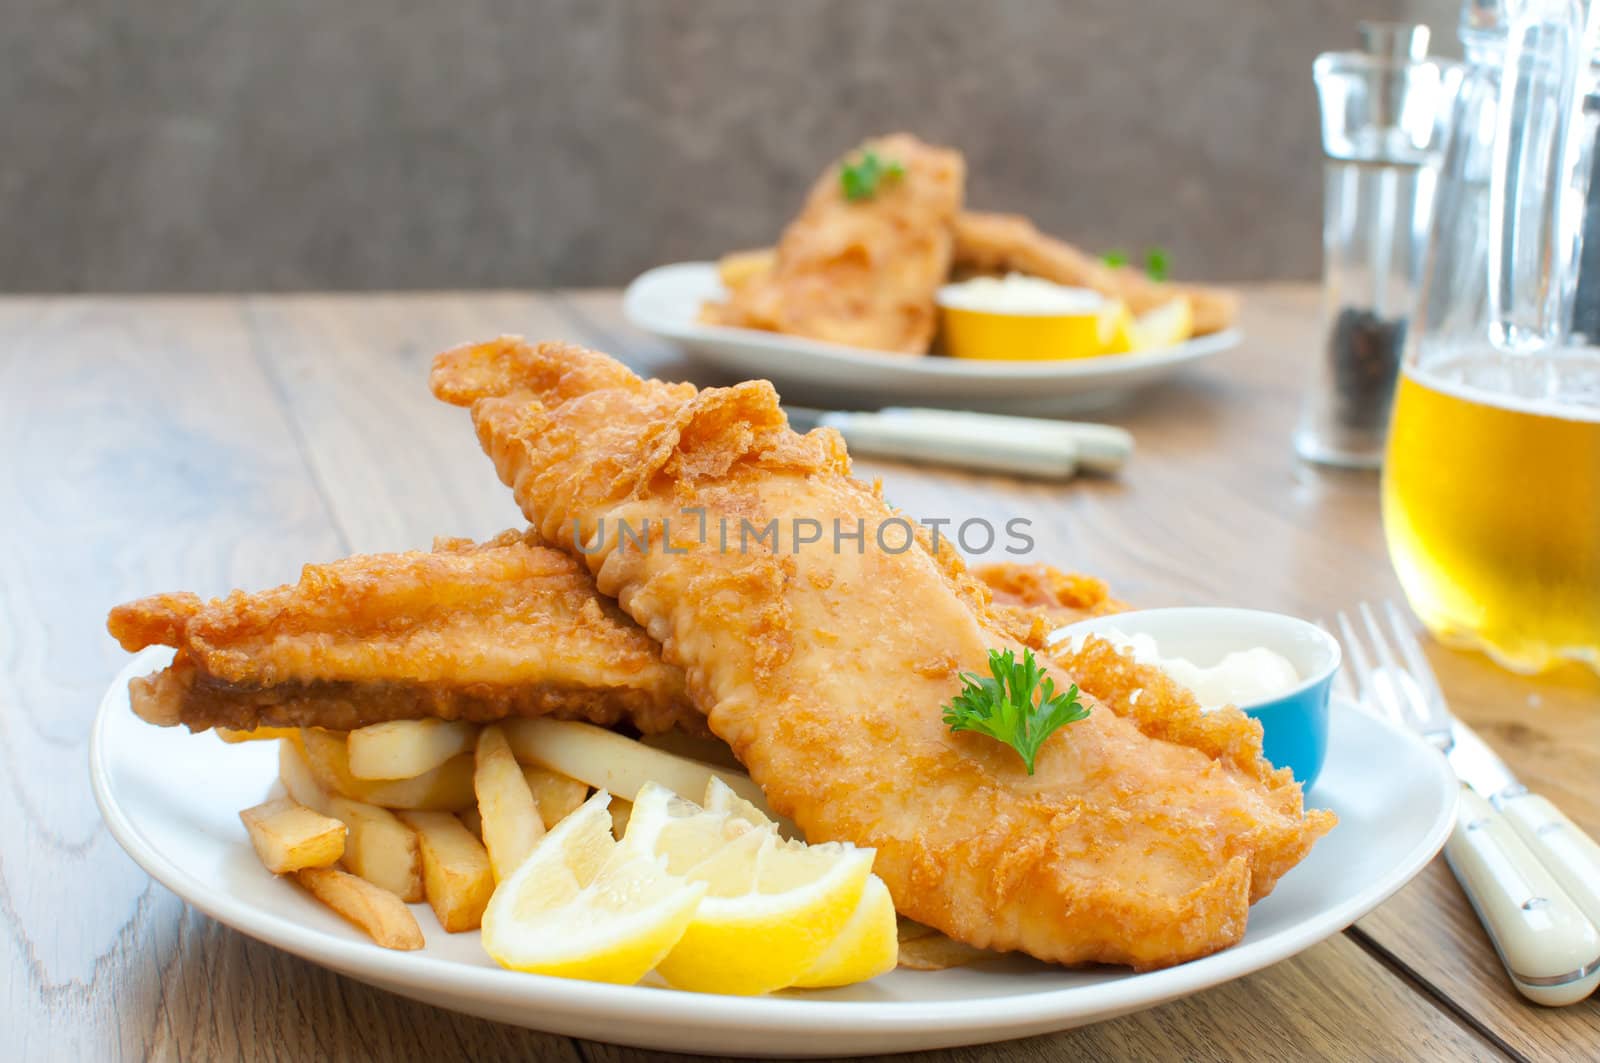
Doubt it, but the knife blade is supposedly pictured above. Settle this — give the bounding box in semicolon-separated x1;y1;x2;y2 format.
784;406;1132;480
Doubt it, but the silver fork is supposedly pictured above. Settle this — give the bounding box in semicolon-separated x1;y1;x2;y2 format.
1334;601;1600;1006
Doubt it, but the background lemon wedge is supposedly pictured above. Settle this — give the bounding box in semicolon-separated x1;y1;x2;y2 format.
1128;297;1194;352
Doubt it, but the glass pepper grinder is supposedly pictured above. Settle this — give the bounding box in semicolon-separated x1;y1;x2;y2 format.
1296;23;1460;468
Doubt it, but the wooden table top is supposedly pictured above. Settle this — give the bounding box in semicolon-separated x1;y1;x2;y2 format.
3;287;1596;1061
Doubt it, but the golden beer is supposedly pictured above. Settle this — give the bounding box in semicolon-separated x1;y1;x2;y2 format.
1382;354;1600;673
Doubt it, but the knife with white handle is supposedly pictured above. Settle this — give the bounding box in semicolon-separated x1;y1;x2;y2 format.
1445;786;1600;1006
785;406;1133;480
1498;792;1600;930
1448;724;1600;932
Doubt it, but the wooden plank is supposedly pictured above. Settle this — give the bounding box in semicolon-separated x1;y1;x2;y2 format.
554;288;699;382
240;291;546;552
1354;863;1600;1063
583;936;1502;1063
0;296;343;1060
141;913;578;1061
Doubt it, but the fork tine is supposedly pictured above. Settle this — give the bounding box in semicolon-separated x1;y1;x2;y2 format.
1316;619;1356;702
1383;600;1448;711
1358;601;1420;729
1380;600;1455;739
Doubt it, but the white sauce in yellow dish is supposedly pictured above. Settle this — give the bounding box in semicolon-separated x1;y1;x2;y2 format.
936;273;1106;316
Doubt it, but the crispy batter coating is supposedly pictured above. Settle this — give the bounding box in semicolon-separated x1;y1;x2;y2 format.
952;210;1241;336
700;134;964;354
107;530;696;735
431;336;1334;970
975;560;1129;640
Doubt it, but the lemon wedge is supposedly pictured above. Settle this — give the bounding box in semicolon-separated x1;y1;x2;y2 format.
624;782;878;995
486;781;895;994
658;832;875;995
1129;297;1194;352
1099;300;1135;355
702;775;775;830
793;873;899;988
702;776;897;989
480;790;705;984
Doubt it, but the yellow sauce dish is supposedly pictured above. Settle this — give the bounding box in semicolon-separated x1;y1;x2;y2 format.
937;274;1191;361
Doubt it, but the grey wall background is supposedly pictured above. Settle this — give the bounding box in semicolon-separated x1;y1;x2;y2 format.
7;0;1455;291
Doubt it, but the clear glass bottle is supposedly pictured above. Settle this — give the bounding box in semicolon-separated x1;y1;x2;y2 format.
1298;24;1459;467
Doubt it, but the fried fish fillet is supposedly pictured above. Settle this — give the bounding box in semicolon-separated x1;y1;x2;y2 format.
106;530;697;735
700;134;964;354
976;561;1128;638
431;336;1334;970
108;531;1113;741
951;210;1240;336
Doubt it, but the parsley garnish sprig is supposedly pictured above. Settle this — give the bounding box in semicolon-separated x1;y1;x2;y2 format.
1103;247;1171;282
840;149;906;202
941;648;1090;774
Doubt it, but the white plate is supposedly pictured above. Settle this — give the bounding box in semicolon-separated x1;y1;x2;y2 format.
622;262;1241;413
92;648;1455;1057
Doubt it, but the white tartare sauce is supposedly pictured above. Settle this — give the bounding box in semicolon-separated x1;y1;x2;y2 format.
1067;629;1301;711
937;273;1106;315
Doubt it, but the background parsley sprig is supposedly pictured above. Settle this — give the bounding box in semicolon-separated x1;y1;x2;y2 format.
1102;247;1171;282
840;150;906;202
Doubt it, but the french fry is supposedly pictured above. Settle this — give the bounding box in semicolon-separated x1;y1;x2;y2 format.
218;725;302;744
458;805;483;840
295;867;424;951
502;718;770;814
521;764;588;829
716;247;776;291
474;725;544;881
397;810;495;932
300;728;475;811
896;931;994;971
240;796;346;874
347;719;479;780
278;735;333;815
640;730;744;771
328;796;423;902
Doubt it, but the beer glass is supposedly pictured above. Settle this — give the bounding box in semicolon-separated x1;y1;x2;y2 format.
1383;0;1600;674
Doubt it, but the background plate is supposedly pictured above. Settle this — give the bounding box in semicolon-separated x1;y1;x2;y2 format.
622;262;1241;413
92;648;1455;1057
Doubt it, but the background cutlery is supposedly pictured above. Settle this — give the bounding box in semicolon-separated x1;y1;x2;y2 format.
784;406;1132;480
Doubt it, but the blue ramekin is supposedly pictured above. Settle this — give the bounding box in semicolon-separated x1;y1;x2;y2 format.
1050;607;1342;790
